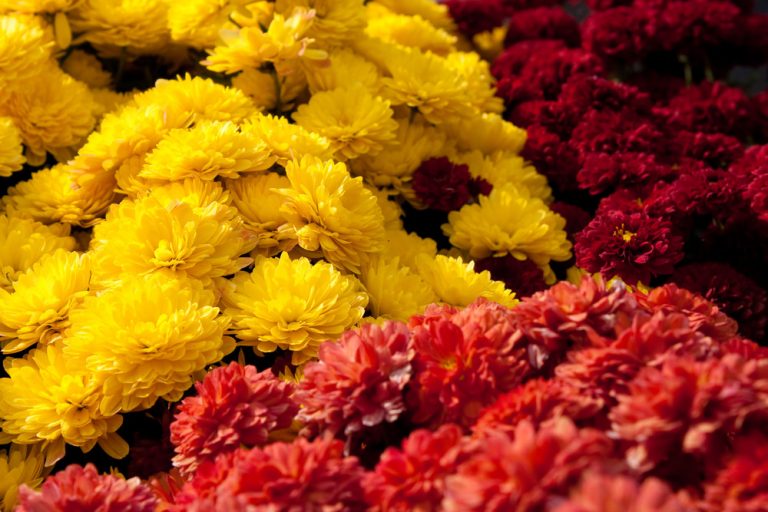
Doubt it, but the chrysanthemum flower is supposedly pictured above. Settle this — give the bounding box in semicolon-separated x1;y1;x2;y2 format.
444;112;527;155
702;432;768;512
63;273;234;415
0;117;24;177
89;180;253;288
0;63;96;165
171;362;297;475
242;114;333;166
279;155;386;273
304;49;380;94
172;437;367;510
360;256;437;321
444;51;504;114
141;120;276;181
364;424;466;511
0;14;53;92
0;344;127;464
293;84;398;161
0;0;80;14
69;0;171;53
475;254;548;298
412;157;483;212
382;229;437;270
415;254;516;308
231;68;280;111
167;0;243;48
0;215;75;292
295;321;414;441
375;0;454;31
17;464;157;512
0;250;90;354
456;150;552;202
222;253;368;365
0;444;47;512
444;418;615;511
444;183;571;280
61;49;112;88
277;0;367;47
366;4;457;54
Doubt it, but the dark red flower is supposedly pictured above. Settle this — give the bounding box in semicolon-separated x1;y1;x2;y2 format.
492;40;567;81
364;424;467;511
445;0;505;37
702;432;768;512
577;152;673;195
661;81;754;139
555;75;651;123
170;362;297;475
674;131;744;168
651;1;742;57
18;464;157;512
582;6;653;62
475;255;548;298
520;125;582;193
295;321;414;441
504;7;581;48
412;157;484;212
549;202;592;240
575;210;685;285
570;109;664;155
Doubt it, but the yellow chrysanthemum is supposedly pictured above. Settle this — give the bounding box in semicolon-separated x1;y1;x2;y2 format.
416;254;517;307
279;156;386;273
89;180;253;288
473;26;507;61
443;112;527;154
443;183;572;278
231;68;279;111
0;344;127;465
0;444;47;512
61;49;111;88
303;49;379;94
0;216;75;292
222;253;368;365
0;116;24;177
90;87;131;119
365;4;456;55
0;250;90;354
275;0;366;47
369;186;403;231
292;84;397;160
444;51;504;114
360;256;436;321
64;273;234;415
167;0;244;48
204;7;325;74
373;0;455;31
351;113;446;190
69;0;170;53
226;173;294;257
0;63;96;166
2;164;116;227
241;114;332;166
381;228;437;270
140;120;276;181
453;150;552;203
0;14;53;92
0;0;80;12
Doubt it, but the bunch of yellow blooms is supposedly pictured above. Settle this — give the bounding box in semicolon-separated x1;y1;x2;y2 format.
0;0;572;506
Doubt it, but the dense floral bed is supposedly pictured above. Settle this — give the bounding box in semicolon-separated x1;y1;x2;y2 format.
0;0;766;510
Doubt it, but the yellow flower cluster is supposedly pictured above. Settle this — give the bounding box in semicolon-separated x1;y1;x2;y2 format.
0;0;573;495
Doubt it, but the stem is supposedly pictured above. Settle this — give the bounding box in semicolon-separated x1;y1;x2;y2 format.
271;69;282;113
678;54;692;86
115;47;128;87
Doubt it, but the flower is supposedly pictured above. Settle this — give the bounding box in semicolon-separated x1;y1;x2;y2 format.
171;362;297;475
444;0;504;37
69;0;171;53
360;256;437;321
242;113;333;166
17;464;157;512
702;432;768;512
0;444;47;512
0;250;90;354
295;321;414;441
0;344;127;464
167;0;242;48
475;254;548;298
582;6;652;62
222;253;368;365
61;49;112;88
63;273;234;415
0;116;24;177
365;4;457;54
0;13;53;91
411;157;482;212
292;84;398;161
415;254;516;308
0;215;75;292
277;0;368;47
278;155;386;273
504;7;580;48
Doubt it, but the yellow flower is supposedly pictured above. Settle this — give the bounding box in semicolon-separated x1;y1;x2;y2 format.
360;256;436;321
373;0;455;31
443;183;572;279
0;250;90;354
292;84;397;160
2;164;116;227
140;120;276;181
167;0;245;48
0;14;54;92
0;216;75;292
0;0;80;12
303;49;379;94
443;112;526;154
204;7;325;74
61;49;111;88
231;68;279;111
222;253;368;365
0;63;96;166
416;254;517;307
0;444;48;512
275;0;366;47
0;344;127;465
241;114;332;166
89;180;253;288
0;117;24;178
365;4;456;55
382;228;437;270
279;156;386;273
226;173;294;257
90;87;131;119
69;0;170;53
64;273;234;415
368;186;403;231
453;150;552;203
473;26;507;61
444;51;504;114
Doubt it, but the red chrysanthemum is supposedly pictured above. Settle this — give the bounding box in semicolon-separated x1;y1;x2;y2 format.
675;131;744;169
652;0;742;57
504;7;581;48
577;151;673;195
553;75;651;128
552;472;692;512
18;463;157;512
411;157;489;212
610;354;768;476
364;424;467;511
662;81;754;139
406;299;532;429
548;202;593;240
520;124;582;193
701;432;768;512
443;418;617;512
173;437;367;511
475;255;548;298
570;109;664;155
170;362;298;475
445;0;505;37
295;321;414;441
582;6;653;62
